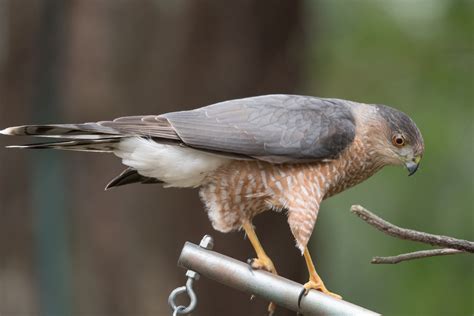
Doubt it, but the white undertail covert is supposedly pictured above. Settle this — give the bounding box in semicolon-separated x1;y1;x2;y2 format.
114;137;230;188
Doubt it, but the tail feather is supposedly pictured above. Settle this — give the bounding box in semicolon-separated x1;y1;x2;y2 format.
7;138;121;152
105;167;163;190
1;117;180;153
1;123;123;152
0;117;179;140
0;123;120;139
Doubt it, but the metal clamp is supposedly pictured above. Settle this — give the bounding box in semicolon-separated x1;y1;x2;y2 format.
168;235;214;315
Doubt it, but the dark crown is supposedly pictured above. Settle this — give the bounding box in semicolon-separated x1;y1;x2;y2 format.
375;104;424;155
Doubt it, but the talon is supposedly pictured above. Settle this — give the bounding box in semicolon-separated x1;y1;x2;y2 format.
267;301;276;315
246;259;256;274
302;280;342;300
247;257;277;274
297;287;305;308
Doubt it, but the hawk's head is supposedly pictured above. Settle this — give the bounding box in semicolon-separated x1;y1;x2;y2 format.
374;104;424;175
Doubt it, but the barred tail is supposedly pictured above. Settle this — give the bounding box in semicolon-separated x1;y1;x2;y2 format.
0;123;120;139
6;138;121;152
1;123;124;152
1;120;181;188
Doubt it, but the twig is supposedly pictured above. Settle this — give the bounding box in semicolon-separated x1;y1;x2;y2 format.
371;248;464;264
350;205;474;264
351;205;474;252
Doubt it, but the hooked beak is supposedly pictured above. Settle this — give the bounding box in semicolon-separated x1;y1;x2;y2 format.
405;156;421;176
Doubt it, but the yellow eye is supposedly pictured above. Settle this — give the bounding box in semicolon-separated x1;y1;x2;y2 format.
392;134;405;147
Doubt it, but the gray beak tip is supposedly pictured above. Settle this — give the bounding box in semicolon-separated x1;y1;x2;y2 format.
406;161;419;176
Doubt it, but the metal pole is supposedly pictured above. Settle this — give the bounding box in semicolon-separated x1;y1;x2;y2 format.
178;241;380;316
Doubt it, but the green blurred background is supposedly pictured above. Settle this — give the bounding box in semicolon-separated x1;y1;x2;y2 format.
0;1;472;315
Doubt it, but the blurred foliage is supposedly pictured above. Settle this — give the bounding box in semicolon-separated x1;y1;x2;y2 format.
306;1;473;315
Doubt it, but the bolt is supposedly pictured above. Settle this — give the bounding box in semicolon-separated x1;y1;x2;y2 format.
184;235;214;281
186;269;200;280
199;235;214;250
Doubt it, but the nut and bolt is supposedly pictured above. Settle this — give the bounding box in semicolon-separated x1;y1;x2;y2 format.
186;235;214;280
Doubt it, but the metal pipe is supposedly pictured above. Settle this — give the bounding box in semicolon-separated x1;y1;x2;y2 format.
178;241;380;316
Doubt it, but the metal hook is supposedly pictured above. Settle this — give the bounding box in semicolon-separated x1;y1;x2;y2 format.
172;306;186;316
168;235;214;315
168;278;197;315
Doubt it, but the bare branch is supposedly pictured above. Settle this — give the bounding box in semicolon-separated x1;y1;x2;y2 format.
350;205;474;264
350;205;474;253
371;248;464;264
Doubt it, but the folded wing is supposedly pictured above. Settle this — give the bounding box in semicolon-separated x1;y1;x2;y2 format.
163;95;356;163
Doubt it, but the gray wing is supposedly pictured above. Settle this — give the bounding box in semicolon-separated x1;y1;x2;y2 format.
3;94;356;163
163;95;356;163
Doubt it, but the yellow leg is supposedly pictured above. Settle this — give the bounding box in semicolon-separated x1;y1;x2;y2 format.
242;221;277;274
302;247;341;299
242;221;277;315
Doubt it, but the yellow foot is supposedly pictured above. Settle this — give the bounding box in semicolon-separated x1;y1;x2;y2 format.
300;246;341;307
242;222;278;314
247;256;277;274
302;279;342;299
298;279;341;308
267;301;276;315
247;257;277;315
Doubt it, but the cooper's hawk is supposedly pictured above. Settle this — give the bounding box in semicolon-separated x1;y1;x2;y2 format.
2;95;424;313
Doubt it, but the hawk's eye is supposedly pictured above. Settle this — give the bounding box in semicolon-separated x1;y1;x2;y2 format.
392;134;405;147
